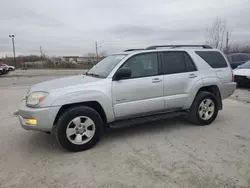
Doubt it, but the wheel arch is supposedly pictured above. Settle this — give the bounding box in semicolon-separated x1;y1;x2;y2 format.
53;101;107;126
195;85;222;110
51;90;115;123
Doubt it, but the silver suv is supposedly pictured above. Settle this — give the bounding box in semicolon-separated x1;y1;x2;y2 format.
18;45;236;152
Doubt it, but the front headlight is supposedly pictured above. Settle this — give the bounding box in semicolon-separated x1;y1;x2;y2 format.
26;92;49;106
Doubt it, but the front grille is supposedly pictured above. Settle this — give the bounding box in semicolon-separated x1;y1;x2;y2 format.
235;75;250;85
234;75;246;81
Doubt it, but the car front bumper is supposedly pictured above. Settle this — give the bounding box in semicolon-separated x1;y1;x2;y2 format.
2;69;8;73
18;100;60;132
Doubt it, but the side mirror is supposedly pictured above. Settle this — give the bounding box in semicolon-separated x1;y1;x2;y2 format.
113;67;131;81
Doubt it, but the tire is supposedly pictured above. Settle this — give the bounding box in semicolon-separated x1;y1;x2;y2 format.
188;91;218;125
236;81;243;88
54;106;103;152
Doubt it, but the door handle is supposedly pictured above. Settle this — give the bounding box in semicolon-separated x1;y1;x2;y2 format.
152;78;162;83
189;73;197;78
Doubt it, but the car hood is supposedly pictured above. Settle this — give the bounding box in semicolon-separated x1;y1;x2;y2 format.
29;75;102;93
234;69;250;77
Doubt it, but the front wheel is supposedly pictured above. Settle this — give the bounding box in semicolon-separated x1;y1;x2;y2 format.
54;106;103;152
188;91;218;125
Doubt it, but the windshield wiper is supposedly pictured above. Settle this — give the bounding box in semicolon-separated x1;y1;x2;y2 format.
85;72;103;78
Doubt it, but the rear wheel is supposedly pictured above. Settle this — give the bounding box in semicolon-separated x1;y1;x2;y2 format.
54;106;103;152
188;91;218;125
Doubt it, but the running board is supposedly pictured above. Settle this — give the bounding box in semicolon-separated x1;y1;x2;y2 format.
109;111;188;129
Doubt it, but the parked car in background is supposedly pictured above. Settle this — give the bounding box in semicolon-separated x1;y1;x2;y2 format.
234;61;250;87
226;53;250;69
18;44;236;152
0;64;9;74
1;64;15;71
0;67;3;75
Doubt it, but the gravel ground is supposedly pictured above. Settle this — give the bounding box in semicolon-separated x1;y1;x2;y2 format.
0;70;250;188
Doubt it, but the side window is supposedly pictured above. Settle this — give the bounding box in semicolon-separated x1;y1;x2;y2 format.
195;51;228;68
161;52;187;74
232;55;242;62
121;53;158;78
242;54;250;61
184;53;197;72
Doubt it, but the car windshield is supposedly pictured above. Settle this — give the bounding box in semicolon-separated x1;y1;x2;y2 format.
238;61;250;69
86;55;126;78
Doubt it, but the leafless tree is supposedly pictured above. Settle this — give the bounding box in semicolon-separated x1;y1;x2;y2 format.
99;51;108;57
206;17;232;52
229;44;250;53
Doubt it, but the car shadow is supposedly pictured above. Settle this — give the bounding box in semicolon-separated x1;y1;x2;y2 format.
23;131;63;153
100;117;193;144
23;117;193;154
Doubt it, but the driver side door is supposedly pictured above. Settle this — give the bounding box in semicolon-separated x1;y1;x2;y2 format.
112;52;164;120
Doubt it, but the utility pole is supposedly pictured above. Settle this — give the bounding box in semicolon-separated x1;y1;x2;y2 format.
226;31;229;54
40;45;43;60
5;54;7;64
40;45;43;68
9;35;16;68
95;41;98;64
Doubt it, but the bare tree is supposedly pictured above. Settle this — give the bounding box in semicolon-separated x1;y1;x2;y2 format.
229;44;250;53
99;51;108;57
206;17;232;52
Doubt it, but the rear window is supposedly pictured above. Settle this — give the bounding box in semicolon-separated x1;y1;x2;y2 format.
232;55;244;62
242;54;250;61
196;51;228;68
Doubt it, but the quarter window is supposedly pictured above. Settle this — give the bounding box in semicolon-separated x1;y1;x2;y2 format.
184;53;197;72
196;51;228;68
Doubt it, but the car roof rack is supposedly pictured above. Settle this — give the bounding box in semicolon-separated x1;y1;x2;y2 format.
124;48;144;52
145;45;213;50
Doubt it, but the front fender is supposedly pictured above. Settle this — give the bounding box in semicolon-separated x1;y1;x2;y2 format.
51;90;115;122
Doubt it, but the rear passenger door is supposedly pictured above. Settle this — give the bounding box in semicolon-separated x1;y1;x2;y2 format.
160;51;201;110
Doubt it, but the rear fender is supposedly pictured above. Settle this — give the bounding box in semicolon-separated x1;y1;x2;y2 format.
184;77;222;110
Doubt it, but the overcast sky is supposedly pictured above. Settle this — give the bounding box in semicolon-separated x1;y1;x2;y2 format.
0;0;249;57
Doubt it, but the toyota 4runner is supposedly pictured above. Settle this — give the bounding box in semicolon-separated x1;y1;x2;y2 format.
18;45;236;152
